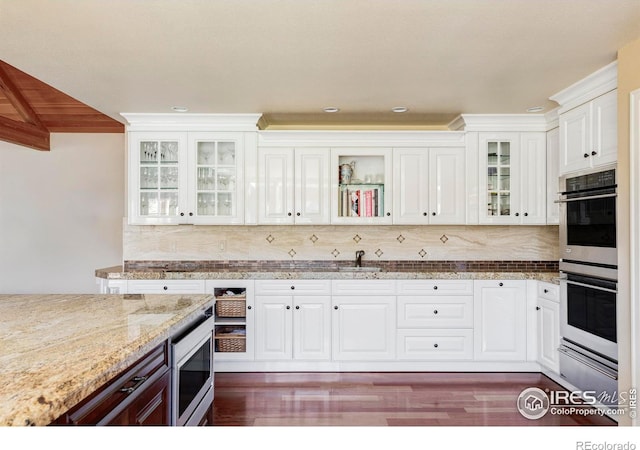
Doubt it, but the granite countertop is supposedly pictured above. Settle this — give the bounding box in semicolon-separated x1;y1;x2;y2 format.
96;265;560;284
0;293;214;426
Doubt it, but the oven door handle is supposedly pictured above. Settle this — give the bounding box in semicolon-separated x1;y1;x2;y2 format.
565;279;617;294
558;346;617;380
554;193;617;203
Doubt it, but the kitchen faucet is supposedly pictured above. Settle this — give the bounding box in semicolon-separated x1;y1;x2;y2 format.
355;250;365;267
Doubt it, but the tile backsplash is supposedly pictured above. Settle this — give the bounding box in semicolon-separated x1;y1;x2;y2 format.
123;223;559;262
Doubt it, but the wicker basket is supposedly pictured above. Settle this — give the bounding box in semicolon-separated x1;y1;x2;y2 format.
215;296;246;317
216;336;246;352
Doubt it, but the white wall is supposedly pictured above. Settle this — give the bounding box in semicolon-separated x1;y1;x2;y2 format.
0;133;124;293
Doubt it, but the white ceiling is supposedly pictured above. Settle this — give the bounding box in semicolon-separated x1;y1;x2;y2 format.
1;0;639;127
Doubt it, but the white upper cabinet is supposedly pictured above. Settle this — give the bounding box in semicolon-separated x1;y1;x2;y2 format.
124;113;260;225
257;147;330;224
558;90;617;175
546;127;560;225
549;62;617;176
478;131;546;224
392;147;466;224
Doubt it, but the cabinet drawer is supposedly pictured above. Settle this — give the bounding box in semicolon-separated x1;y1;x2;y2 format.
331;280;396;295
397;296;473;328
255;280;331;295
397;329;473;360
127;280;205;294
397;280;473;296
537;282;559;302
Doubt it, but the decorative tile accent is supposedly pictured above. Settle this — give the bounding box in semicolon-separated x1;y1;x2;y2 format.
331;249;340;258
440;234;449;244
418;249;427;258
396;234;405;243
266;234;275;244
288;249;297;258
375;249;384;258
309;234;319;243
352;234;361;243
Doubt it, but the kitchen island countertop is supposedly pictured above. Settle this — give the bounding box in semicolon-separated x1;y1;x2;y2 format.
0;293;214;426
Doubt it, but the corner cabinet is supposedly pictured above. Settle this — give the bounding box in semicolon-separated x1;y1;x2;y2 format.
331;148;393;224
392;147;466;224
478;132;546;224
128;131;246;225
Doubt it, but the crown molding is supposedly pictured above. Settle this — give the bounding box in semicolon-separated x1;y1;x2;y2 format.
549;61;617;113
257;129;466;147
120;113;262;132
451;114;548;132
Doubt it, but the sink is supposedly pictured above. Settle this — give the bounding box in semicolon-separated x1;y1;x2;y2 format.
338;267;381;272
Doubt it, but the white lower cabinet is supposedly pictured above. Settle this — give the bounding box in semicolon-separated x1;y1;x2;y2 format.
254;280;331;361
397;329;473;360
536;282;560;373
473;280;527;361
332;296;396;360
126;280;206;294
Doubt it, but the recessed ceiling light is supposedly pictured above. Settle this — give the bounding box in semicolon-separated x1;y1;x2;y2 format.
171;106;189;113
526;106;544;113
392;107;408;113
323;107;340;113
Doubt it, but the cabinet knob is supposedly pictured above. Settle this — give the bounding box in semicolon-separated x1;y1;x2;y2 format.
433;343;439;348
584;153;590;158
295;305;300;310
247;305;252;310
290;286;295;290
334;305;338;310
515;213;520;217
592;150;598;156
189;212;193;217
544;289;549;293
524;212;528;217
433;310;438;315
423;212;427;216
499;282;504;287
536;306;541;311
386;212;391;216
432;212;436;216
163;286;168;291
180;212;185;217
433;286;438;290
296;212;301;216
287;212;292;216
286;305;291;310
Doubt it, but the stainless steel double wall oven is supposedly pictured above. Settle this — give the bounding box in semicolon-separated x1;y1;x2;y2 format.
557;167;618;404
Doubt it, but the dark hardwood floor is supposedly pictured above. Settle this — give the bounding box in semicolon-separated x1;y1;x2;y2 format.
212;372;617;426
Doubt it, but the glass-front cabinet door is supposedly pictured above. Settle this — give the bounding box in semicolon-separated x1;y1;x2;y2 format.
129;132;188;225
190;133;244;224
478;133;521;224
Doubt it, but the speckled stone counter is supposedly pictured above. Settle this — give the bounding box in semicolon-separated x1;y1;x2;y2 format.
96;265;560;284
0;293;214;426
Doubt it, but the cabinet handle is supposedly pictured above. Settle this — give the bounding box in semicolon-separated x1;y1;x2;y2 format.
287;212;292;216
334;305;338;310
286;305;291;310
163;286;168;291
119;375;148;395
433;310;438;315
499;282;504;287
247;305;252;310
295;305;300;310
584;153;590;158
536;306;541;311
592;150;598;156
433;343;439;348
544;289;549;293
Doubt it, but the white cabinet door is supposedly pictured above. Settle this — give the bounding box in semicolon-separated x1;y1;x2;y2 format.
397;329;473;360
546;127;560;224
293;296;331;360
473;280;527;361
294;148;331;224
258;148;295;224
536;282;560;373
127;280;205;294
397;296;473;329
332;296;396;360
429;147;466;224
519;132;546;224
393;148;429;224
591;90;617;168
255;296;292;360
559;103;590;175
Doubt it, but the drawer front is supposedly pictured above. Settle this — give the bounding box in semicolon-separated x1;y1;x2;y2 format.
127;280;206;294
332;280;396;296
396;280;473;296
397;296;473;328
255;280;332;296
397;329;473;360
537;282;559;302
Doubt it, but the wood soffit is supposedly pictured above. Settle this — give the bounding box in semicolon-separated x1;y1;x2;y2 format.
0;60;123;151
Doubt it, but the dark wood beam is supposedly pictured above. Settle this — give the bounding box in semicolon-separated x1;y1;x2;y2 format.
0;62;46;130
0;115;50;151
